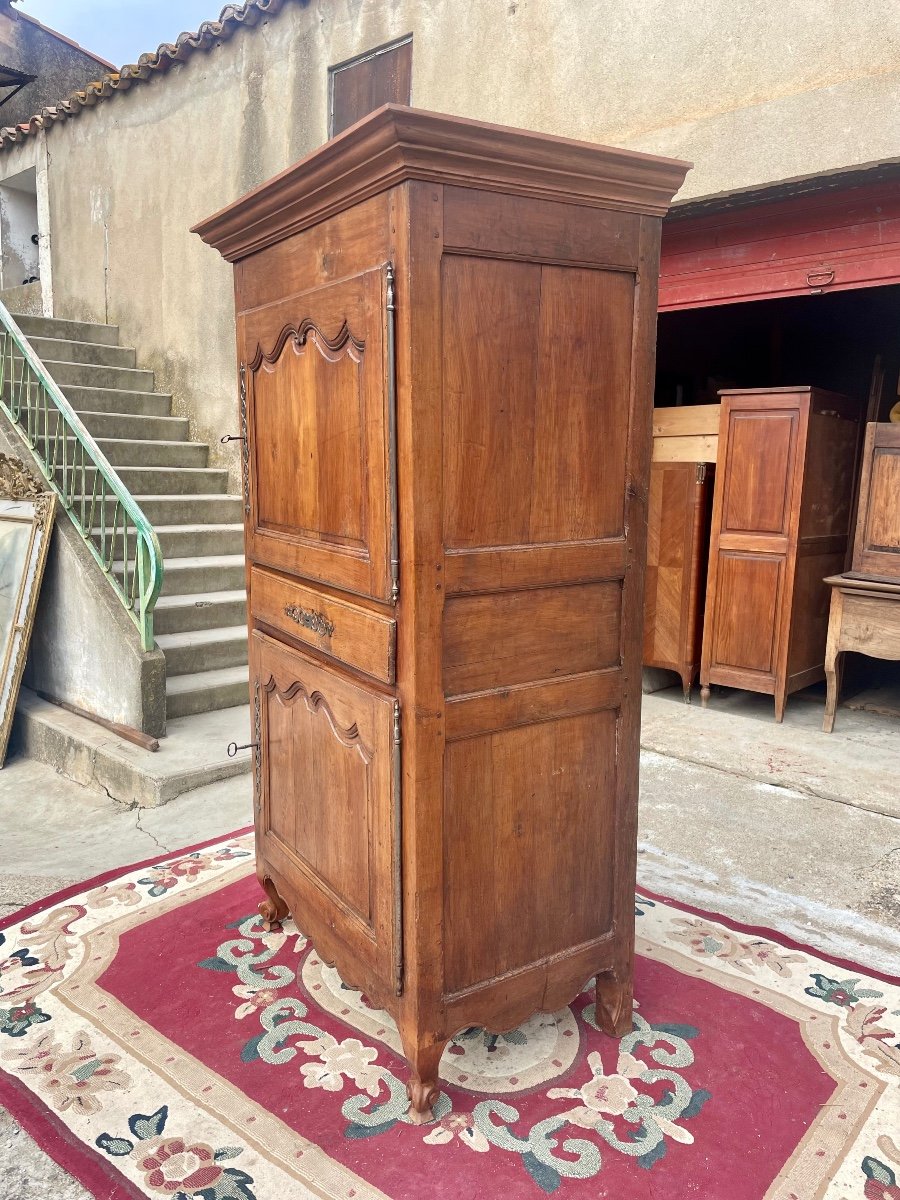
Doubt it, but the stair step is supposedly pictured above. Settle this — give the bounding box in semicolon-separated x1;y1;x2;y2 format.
118;553;245;596
154;589;247;635
95;523;245;559
96;465;230;495
166;665;250;718
21;336;135;369
69;410;190;441
126;494;245;525
15;688;252;809
62;384;172;417
44;359;154;391
71;437;208;469
13;314;120;346
157;625;248;676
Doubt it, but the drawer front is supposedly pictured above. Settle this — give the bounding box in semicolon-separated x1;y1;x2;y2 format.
251;565;396;684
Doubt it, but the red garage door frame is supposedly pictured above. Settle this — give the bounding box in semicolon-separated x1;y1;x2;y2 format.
659;172;900;311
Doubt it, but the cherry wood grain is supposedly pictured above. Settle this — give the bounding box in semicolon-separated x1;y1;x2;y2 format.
199;106;687;1121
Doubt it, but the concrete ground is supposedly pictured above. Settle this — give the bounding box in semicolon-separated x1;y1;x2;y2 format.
1;690;898;1197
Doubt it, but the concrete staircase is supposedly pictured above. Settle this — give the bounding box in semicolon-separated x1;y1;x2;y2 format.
14;313;250;722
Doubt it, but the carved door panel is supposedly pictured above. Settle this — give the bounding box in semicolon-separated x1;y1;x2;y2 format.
251;629;400;998
239;266;395;603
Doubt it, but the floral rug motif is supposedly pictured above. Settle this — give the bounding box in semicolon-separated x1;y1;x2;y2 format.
0;832;898;1199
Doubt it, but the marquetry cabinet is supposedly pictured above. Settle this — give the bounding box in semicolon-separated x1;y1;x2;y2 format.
195;105;688;1120
643;460;713;699
700;387;859;722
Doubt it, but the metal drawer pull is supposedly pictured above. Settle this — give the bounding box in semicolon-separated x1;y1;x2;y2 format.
284;604;335;638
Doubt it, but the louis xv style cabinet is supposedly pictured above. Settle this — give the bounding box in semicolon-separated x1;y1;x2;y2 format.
194;106;688;1121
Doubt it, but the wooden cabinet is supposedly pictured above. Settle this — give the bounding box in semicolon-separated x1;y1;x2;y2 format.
851;422;900;581
700;387;859;722
195;105;688;1120
643;460;713;699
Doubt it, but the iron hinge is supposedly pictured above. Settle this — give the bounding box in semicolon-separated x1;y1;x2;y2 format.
238;362;251;516
696;462;707;485
385;262;400;604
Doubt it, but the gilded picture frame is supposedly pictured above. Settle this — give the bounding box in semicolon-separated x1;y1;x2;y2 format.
0;455;56;768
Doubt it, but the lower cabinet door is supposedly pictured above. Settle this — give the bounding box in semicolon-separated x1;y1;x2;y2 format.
251;629;400;998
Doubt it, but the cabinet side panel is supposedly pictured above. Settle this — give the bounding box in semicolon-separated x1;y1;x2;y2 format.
643;462;692;669
442;256;633;549
443;711;616;994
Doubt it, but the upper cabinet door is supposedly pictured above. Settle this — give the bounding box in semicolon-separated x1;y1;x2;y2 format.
239;265;393;603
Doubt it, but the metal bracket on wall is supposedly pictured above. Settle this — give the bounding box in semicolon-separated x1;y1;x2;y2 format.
392;697;403;995
385;262;400;604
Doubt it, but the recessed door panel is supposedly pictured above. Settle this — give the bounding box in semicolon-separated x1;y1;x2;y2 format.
240;266;392;601
252;630;398;991
721;411;798;536
711;553;783;675
443;711;616;995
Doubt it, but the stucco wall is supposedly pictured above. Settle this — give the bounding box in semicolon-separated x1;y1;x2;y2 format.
2;0;899;484
0;10;109;130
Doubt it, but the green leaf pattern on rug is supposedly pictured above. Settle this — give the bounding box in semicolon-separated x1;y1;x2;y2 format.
97;1103;258;1199
199;915;711;1192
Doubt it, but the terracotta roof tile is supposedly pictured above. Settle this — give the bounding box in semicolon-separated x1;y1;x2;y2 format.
0;0;288;150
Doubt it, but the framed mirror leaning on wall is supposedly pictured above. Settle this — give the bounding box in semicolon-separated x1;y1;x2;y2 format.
0;454;55;767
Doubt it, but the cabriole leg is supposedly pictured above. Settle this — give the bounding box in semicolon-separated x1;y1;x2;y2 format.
594;970;634;1038
258;873;289;931
400;1032;446;1125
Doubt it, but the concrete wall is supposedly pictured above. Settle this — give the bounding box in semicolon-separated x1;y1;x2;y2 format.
0;421;167;737
1;0;899;488
0;9;109;130
0;168;38;290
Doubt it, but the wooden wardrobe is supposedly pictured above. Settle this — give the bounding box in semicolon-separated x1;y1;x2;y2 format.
195;105;688;1120
700;387;859;722
643;460;713;699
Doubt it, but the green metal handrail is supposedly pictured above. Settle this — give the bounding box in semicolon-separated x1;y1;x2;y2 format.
0;301;163;650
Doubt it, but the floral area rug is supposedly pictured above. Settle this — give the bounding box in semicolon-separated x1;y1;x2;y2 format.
1;831;898;1200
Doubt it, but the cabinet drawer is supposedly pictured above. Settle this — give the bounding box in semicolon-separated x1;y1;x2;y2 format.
250;566;396;684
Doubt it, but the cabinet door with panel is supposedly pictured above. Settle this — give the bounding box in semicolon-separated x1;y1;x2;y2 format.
251;630;401;1005
240;266;394;603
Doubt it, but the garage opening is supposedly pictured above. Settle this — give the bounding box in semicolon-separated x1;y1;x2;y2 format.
648;281;900;724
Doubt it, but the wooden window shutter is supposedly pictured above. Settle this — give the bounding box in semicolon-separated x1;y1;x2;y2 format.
329;36;412;138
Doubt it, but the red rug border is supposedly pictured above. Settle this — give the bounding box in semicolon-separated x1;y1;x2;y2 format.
0;827;897;1200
